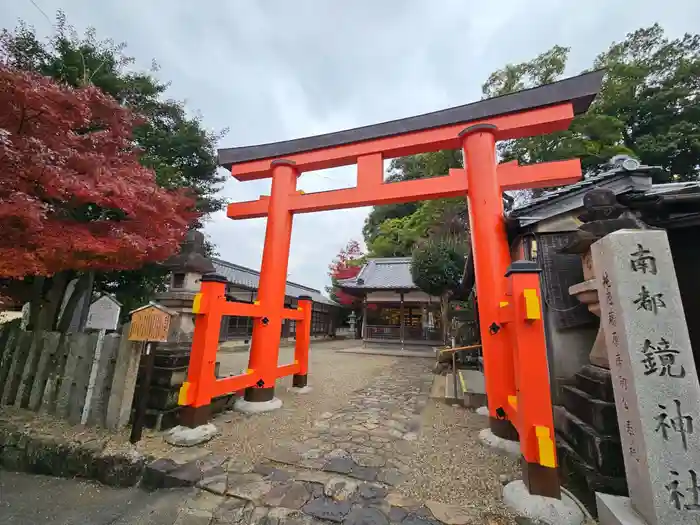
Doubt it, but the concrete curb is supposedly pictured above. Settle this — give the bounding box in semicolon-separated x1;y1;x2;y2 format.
0;422;151;487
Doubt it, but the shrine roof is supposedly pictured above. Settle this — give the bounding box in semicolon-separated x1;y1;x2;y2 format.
211;258;337;306
218;69;605;170
337;257;418;290
507;159;662;227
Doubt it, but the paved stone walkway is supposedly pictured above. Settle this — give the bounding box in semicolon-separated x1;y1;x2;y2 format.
170;359;489;525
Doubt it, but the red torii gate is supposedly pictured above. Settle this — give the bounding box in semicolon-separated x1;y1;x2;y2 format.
178;70;605;498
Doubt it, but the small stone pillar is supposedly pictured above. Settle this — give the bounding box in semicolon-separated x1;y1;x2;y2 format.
156;230;216;343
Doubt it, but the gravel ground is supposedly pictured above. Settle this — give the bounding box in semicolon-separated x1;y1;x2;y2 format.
140;340;397;462
401;401;520;524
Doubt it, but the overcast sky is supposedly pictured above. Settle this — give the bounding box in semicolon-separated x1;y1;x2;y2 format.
3;1;699;293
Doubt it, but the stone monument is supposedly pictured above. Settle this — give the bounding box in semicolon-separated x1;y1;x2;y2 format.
553;189;644;512
156;230;216;342
592;229;700;525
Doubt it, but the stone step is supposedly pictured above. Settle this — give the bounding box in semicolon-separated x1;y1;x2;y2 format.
574;364;614;403
560;384;619;435
443;370;486;408
556;439;628;518
553;405;625;477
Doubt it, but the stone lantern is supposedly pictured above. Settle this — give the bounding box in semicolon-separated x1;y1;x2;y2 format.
156;230;217;342
562;188;647;368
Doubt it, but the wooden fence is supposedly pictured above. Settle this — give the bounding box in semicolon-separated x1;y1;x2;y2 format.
0;321;142;430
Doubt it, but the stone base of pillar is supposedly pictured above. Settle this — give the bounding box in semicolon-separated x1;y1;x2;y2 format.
478;428;521;458
234;396;283;414
476;406;489;417
503;480;587;525
290;386;313;394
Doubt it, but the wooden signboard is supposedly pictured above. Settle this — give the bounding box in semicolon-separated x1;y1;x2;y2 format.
128;303;174;342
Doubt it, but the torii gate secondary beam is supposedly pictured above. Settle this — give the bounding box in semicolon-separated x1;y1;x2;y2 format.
226;158;583;220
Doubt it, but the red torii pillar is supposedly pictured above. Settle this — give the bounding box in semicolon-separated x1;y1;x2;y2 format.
461;123;518;440
245;159;301;402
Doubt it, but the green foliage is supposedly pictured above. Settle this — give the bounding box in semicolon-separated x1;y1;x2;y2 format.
482;24;700;182
363;150;465;256
1;13;227;311
410;236;467;298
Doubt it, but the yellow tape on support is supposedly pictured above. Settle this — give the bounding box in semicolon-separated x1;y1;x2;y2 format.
254;300;260;305
192;294;202;314
523;289;541;320
508;395;518;410
535;426;556;468
500;301;509;307
178;382;190;405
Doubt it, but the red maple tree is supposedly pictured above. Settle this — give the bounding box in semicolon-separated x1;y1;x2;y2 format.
328;239;364;306
0;65;198;279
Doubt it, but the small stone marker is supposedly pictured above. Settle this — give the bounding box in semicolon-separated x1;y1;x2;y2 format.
592;229;700;525
85;294;121;331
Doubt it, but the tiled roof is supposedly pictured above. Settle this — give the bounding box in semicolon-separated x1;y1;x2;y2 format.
211;258;337;306
338;257;417;290
508;170;627;217
507;157;663;226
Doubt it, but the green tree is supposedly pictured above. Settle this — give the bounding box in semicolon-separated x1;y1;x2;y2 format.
411;235;468;343
363;150;464;256
1;14;226;318
482;25;700;182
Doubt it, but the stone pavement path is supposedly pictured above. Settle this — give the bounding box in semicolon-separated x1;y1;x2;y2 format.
172;359;495;525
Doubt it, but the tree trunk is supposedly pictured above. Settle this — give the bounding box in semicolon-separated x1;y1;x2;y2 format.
440;292;450;345
32;272;71;332
57;272;93;333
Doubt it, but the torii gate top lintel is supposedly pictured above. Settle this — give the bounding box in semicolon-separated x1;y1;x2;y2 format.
218;69;604;181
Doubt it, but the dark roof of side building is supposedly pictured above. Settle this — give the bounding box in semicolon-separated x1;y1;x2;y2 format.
507;156;700;229
211;258;337;306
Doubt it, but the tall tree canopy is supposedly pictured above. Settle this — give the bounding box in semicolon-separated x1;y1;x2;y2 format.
1;13;226;316
0;65;196;278
483;25;700;182
362;150;465;257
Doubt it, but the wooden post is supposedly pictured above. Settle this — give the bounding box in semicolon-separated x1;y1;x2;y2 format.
399;293;405;348
130;342;154;444
126;302;174;439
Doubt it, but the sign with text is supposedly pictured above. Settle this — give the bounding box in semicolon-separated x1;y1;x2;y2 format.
592;230;700;525
85;295;121;331
128;304;174;342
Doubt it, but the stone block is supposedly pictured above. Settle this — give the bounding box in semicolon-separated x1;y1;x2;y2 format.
143;458;179;489
556;408;625;477
575;364;615;403
557;440;627;518
560;384;619;435
596;493;648;525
